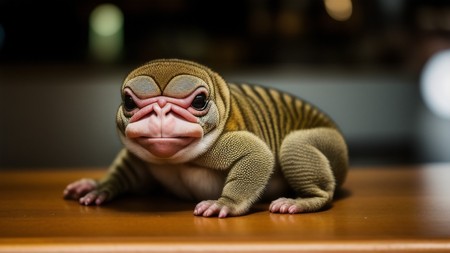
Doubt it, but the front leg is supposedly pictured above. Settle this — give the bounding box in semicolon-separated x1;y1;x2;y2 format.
63;149;151;205
193;131;275;218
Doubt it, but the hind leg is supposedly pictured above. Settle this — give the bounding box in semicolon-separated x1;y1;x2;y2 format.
270;128;348;214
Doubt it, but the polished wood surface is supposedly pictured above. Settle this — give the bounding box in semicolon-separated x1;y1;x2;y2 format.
1;165;450;252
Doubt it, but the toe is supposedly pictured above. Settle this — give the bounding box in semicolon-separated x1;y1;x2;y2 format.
194;200;214;216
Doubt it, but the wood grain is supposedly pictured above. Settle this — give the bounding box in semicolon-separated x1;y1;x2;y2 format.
1;165;450;252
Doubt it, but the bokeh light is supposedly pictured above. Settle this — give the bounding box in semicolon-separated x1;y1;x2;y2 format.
90;4;124;37
89;3;124;62
324;0;353;22
421;50;450;119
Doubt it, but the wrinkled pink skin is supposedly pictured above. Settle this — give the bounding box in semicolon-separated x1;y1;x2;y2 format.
124;88;204;158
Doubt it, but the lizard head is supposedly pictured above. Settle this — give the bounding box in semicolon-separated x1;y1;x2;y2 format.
116;59;230;163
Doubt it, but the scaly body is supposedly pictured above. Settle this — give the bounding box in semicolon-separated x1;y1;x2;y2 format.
64;59;348;218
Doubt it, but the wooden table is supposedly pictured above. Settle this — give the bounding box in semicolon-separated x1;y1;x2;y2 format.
1;165;450;252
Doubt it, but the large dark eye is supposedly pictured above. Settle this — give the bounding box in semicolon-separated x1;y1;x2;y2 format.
191;93;208;110
124;94;137;111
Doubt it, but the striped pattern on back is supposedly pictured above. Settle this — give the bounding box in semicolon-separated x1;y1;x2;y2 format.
225;83;337;154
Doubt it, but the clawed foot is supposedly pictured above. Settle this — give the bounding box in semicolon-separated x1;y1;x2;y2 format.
78;190;109;206
63;178;109;206
269;198;303;214
193;200;232;218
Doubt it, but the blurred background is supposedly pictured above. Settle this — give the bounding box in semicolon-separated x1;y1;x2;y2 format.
1;0;450;168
